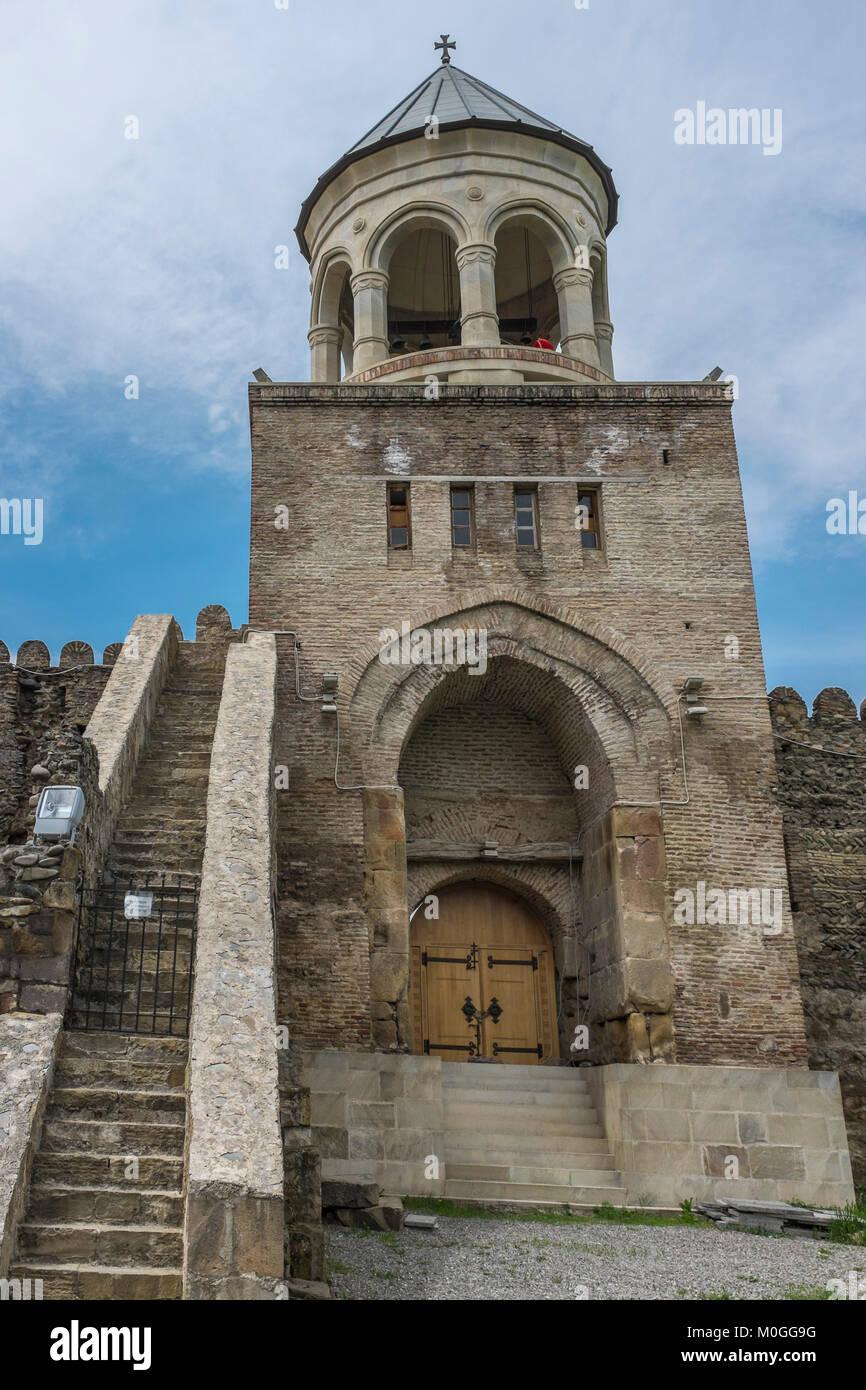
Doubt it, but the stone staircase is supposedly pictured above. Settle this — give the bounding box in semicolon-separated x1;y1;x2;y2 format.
442;1063;626;1207
10;1032;188;1299
108;640;225;880
69;639;226;1034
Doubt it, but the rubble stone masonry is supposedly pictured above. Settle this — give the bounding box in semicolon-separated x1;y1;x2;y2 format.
770;686;866;1184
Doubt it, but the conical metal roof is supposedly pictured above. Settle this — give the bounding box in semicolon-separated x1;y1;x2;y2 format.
295;63;618;258
348;63;569;153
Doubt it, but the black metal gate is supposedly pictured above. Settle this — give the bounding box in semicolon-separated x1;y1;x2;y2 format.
69;873;199;1035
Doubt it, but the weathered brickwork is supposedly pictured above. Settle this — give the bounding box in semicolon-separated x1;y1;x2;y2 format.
251;383;808;1068
770;686;866;1183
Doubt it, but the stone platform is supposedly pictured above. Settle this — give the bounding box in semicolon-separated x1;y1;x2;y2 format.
303;1051;855;1210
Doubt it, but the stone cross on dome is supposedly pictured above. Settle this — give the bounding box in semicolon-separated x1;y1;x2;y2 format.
434;33;456;64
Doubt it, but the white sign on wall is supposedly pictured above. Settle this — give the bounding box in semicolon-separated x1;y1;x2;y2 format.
124;891;153;921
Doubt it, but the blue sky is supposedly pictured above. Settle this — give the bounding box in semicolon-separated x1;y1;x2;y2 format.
1;0;864;707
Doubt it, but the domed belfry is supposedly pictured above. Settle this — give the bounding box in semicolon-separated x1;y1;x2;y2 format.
298;40;616;384
244;38;855;1215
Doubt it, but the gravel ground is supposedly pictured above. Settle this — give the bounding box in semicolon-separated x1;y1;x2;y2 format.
325;1214;862;1301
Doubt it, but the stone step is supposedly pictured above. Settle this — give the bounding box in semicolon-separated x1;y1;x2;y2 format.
61;1031;188;1060
9;1262;182;1300
116;817;207;834
16;1222;182;1266
87;947;194;970
445;1162;619;1185
145;735;217;751
40;1118;185;1156
442;1086;594;1109
66;1016;190;1038
32;1151;183;1191
69;996;192;1026
72;969;192;996
444;1105;601;1135
84;940;194;962
444;1141;614;1165
443;1179;627;1205
55;1056;187;1089
107;860;203;878
49;1087;186;1122
442;1063;591;1091
27;1185;183;1226
444;1061;588;1080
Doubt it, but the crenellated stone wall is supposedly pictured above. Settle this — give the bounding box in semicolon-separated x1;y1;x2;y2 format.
0;609;238;1025
0;638;120;850
769;685;866;1185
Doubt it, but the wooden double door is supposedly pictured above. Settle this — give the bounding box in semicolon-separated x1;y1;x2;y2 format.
410;882;557;1064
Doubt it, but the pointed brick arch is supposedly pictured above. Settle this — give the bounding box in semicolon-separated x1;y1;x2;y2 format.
345;592;678;806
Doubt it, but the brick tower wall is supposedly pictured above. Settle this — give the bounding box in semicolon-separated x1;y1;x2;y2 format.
250;382;807;1066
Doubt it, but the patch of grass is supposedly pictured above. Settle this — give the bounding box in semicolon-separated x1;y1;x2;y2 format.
328;1259;353;1275
378;1231;401;1251
402;1195;712;1229
593;1201;712;1229
403;1197;584;1225
697;1290;734;1300
827;1201;866;1246
372;1270;397;1282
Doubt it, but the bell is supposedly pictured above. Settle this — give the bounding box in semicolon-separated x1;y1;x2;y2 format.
390;336;406;353
418;334;433;350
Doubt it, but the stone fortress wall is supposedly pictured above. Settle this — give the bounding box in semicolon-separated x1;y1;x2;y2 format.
769;685;866;1185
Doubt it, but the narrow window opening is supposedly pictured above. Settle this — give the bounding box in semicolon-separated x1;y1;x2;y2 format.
514;488;538;549
387;483;411;550
450;486;475;548
577;488;601;550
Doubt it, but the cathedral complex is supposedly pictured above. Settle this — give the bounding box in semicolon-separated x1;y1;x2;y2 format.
0;41;862;1299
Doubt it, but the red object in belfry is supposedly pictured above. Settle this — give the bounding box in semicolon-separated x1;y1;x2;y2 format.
532;338;555;350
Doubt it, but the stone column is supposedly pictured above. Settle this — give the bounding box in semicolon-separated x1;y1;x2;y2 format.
582;807;674;1064
363;788;410;1051
307;325;343;383
595;318;615;378
456;242;500;346
553;266;600;367
351;270;390;373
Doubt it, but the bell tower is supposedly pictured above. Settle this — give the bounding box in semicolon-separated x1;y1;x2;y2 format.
295;38;617;385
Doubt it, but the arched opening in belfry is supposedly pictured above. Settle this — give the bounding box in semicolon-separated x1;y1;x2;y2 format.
493;225;559;346
590;249;608;333
314;258;355;380
337;274;355;377
385;228;461;354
